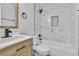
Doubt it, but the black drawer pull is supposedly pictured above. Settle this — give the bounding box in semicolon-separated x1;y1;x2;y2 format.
16;46;26;52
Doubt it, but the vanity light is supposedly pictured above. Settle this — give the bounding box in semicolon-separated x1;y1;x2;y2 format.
22;12;27;19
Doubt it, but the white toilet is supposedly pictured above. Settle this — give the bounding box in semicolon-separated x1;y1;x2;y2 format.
33;44;50;56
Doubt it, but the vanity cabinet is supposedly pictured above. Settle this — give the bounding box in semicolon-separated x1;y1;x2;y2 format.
0;38;33;56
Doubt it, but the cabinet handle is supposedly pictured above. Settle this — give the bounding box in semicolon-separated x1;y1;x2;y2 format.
16;46;26;52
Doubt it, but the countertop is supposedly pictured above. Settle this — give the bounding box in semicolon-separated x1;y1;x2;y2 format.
0;35;33;49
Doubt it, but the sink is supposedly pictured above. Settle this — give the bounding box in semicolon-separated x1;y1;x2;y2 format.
0;35;33;49
0;35;25;44
6;36;25;40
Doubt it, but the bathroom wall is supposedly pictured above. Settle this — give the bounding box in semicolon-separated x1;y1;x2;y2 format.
71;4;78;53
0;3;34;38
19;3;34;35
35;3;72;43
35;3;78;51
72;4;79;55
0;5;1;25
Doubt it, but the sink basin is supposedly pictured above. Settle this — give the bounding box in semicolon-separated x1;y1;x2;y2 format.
0;35;25;44
4;36;25;40
0;35;33;49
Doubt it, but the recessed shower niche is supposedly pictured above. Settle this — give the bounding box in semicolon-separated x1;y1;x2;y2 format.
51;16;59;27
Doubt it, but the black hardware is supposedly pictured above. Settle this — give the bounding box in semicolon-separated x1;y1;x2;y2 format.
39;9;43;14
38;34;41;37
2;29;12;38
77;10;79;11
22;12;26;15
16;46;26;52
22;12;27;19
38;34;42;40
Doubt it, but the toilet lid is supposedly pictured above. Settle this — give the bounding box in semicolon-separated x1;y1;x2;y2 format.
34;45;50;52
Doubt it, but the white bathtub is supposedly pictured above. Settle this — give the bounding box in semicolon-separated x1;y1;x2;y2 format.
33;35;77;56
39;40;77;56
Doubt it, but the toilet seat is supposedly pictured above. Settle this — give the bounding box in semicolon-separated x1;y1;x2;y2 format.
34;45;50;56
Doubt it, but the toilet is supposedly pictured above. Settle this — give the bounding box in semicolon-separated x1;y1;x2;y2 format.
33;44;50;56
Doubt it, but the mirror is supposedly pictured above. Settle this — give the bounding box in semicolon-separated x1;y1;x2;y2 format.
0;3;18;28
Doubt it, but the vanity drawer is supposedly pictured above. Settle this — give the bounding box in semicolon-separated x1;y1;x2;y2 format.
0;39;33;56
12;47;28;56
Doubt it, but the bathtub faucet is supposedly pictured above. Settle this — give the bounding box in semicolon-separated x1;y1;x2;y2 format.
38;34;42;43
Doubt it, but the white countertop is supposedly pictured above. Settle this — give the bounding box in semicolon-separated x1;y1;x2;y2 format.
0;35;33;49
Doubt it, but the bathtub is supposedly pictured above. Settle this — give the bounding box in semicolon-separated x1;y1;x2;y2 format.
41;40;77;56
33;36;77;56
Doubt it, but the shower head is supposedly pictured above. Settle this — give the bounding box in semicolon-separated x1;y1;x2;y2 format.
39;9;43;14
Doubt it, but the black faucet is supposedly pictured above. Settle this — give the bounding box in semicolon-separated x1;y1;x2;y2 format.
38;34;42;40
2;29;12;38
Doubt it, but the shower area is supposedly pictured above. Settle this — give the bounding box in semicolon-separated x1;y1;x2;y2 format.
19;3;78;56
34;3;78;56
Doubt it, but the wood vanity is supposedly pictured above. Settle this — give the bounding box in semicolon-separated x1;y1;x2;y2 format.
0;38;33;56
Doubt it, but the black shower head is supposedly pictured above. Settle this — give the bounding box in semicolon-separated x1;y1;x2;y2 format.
39;9;43;14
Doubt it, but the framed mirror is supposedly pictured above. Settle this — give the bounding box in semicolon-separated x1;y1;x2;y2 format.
0;3;18;28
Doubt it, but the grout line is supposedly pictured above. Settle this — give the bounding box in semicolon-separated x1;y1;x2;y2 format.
34;3;36;35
